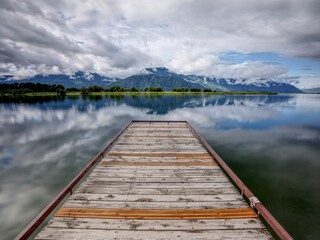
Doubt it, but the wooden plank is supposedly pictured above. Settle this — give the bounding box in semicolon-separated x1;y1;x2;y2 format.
99;161;217;166
95;165;219;170
108;150;209;154
93;165;221;172
86;176;228;183
123;134;194;137
101;158;213;163
63;200;247;209
46;217;266;231
115;143;203;147
69;194;244;202
125;130;191;133
129;125;188;128
55;208;257;219
118;139;200;143
112;145;208;150
76;187;239;195
90;170;223;177
81;182;233;189
36;228;272;240
123;135;195;139
107;153;212;159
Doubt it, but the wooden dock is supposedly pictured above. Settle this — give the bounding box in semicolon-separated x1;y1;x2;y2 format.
19;121;291;239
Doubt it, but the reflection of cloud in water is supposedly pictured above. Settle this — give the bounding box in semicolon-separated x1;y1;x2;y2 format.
199;125;320;161
0;94;320;239
0;105;148;145
0;98;279;146
166;105;278;127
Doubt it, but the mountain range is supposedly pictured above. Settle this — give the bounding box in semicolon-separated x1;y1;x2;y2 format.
302;87;320;93
0;67;303;93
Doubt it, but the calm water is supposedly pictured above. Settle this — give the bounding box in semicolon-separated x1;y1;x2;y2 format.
0;94;319;239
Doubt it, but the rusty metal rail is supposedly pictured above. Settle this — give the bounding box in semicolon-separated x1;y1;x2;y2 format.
16;120;292;240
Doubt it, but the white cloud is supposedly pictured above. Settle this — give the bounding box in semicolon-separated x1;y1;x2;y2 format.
0;0;319;80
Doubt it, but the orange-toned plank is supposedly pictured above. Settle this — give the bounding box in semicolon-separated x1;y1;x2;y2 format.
99;161;217;166
106;153;213;159
55;208;257;220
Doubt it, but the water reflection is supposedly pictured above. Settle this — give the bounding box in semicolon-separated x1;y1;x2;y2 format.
0;94;319;239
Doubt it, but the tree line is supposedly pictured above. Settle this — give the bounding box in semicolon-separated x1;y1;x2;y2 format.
0;82;66;95
0;82;217;95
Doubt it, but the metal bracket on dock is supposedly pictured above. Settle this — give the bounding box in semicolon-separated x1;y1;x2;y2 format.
249;197;261;208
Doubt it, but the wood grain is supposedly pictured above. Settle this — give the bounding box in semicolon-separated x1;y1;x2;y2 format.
55;208;257;220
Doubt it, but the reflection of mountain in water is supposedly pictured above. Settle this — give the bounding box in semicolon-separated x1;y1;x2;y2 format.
0;94;295;114
109;95;295;114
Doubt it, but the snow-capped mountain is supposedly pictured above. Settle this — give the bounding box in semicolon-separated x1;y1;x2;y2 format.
0;68;303;92
108;67;302;92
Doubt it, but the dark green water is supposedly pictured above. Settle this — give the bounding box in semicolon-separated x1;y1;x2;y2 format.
0;94;319;239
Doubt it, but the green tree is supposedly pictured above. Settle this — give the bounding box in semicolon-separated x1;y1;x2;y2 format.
190;88;201;92
66;87;80;92
80;87;89;96
107;86;125;92
148;87;164;92
87;85;103;92
173;88;189;92
57;88;66;96
203;88;212;92
129;87;139;92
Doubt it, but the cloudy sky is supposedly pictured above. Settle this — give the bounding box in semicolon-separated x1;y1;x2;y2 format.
0;0;320;88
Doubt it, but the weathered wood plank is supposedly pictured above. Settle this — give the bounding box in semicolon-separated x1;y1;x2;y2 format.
55;208;257;219
69;194;244;202
63;200;248;209
124;132;194;135
76;187;239;195
115;143;203;147
98;161;217;166
85;176;228;183
101;158;214;163
47;217;266;231
123;135;195;139
106;152;212;159
125;130;192;133
94;166;220;172
93;165;221;172
108;150;209;154
118;139;200;143
37;228;272;240
89;172;224;178
129;125;188;128
81;182;233;189
111;147;206;152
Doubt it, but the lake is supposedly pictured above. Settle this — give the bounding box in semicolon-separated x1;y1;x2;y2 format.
0;94;319;240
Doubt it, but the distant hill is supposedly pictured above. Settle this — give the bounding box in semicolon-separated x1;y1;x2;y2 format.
0;71;120;88
303;87;320;93
0;67;303;93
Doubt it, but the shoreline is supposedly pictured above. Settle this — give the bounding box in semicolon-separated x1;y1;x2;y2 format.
0;91;279;97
